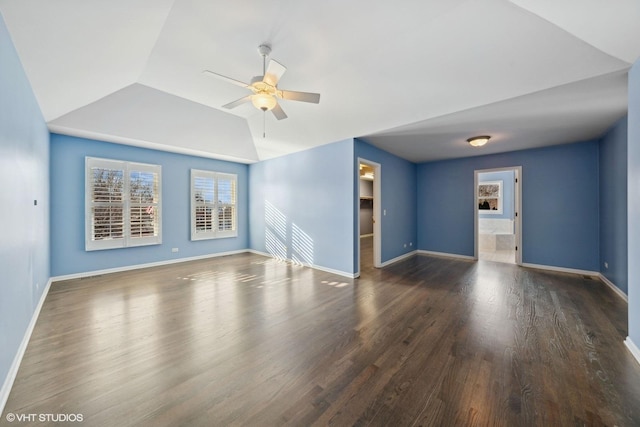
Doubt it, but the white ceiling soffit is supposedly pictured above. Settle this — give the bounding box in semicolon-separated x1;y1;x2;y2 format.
362;70;628;163
0;0;176;122
0;0;637;162
48;84;258;163
509;0;640;64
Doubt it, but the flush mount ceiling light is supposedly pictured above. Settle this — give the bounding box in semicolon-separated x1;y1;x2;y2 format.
467;135;491;147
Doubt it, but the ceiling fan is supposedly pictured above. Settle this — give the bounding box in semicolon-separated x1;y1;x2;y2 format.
203;44;320;123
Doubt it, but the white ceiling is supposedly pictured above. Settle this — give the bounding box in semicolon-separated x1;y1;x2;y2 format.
1;0;638;164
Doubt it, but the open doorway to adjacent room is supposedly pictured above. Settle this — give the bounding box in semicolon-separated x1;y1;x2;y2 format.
475;167;522;265
358;159;381;273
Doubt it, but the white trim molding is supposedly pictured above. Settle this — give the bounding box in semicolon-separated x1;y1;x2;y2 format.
247;250;358;279
625;337;640;366
312;263;359;279
521;263;599;277
380;250;417;267
51;250;248;282
1;278;53;416
48;125;257;164
417;250;475;261
247;249;271;258
357;157;382;269
598;274;628;302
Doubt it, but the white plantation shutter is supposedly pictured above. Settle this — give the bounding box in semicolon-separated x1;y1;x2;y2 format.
128;167;160;241
191;170;237;240
86;157;162;250
193;175;215;233
216;174;236;232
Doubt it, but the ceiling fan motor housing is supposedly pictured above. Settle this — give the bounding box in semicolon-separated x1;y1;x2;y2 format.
258;44;272;57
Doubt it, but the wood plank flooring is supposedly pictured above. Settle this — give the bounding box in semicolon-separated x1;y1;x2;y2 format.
2;244;640;426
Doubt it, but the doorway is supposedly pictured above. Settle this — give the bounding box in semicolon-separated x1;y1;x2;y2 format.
358;159;381;274
475;167;522;265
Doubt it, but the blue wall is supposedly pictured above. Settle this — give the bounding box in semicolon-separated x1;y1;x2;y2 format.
417;141;600;271
354;139;417;269
249;139;355;275
0;14;50;400
599;117;628;294
478;170;515;220
50;134;249;277
628;59;640;347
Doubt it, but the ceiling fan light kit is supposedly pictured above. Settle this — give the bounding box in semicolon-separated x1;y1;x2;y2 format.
467;135;491;147
251;93;277;111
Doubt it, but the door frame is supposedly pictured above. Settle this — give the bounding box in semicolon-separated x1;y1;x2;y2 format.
357;158;382;273
474;166;522;265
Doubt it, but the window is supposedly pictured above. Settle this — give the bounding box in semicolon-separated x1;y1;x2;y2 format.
478;180;503;214
191;170;237;240
86;157;161;251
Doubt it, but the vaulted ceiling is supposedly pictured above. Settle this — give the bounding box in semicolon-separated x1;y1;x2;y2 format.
1;0;638;163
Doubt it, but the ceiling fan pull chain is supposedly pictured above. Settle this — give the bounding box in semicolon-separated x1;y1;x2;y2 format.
263;110;266;138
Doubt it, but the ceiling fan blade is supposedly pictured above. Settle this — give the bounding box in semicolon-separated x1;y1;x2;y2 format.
263;59;287;86
271;102;288;120
279;90;320;104
222;95;252;109
202;70;250;88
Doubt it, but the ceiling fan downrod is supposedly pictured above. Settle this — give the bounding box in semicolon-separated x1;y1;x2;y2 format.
258;44;272;139
258;44;271;76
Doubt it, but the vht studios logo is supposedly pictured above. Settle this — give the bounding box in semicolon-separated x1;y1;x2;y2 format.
5;413;84;423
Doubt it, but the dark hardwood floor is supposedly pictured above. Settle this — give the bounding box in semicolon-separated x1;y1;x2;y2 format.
2;241;640;426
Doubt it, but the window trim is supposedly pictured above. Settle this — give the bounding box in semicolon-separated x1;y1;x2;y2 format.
85;157;162;251
190;169;238;241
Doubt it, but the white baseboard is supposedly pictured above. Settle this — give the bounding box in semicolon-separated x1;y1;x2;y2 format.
521;265;630;301
52;248;359;283
521;262;599;277
50;249;249;282
247;249;271;258
415;254;623;303
1;278;53;416
625;337;640;366
248;250;358;278
380;250;417;267
417;250;475;261
597;274;628;302
311;263;358;278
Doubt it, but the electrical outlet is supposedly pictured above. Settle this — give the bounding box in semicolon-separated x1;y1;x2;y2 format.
404;243;407;248
172;248;179;253
604;262;609;269
409;242;413;246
